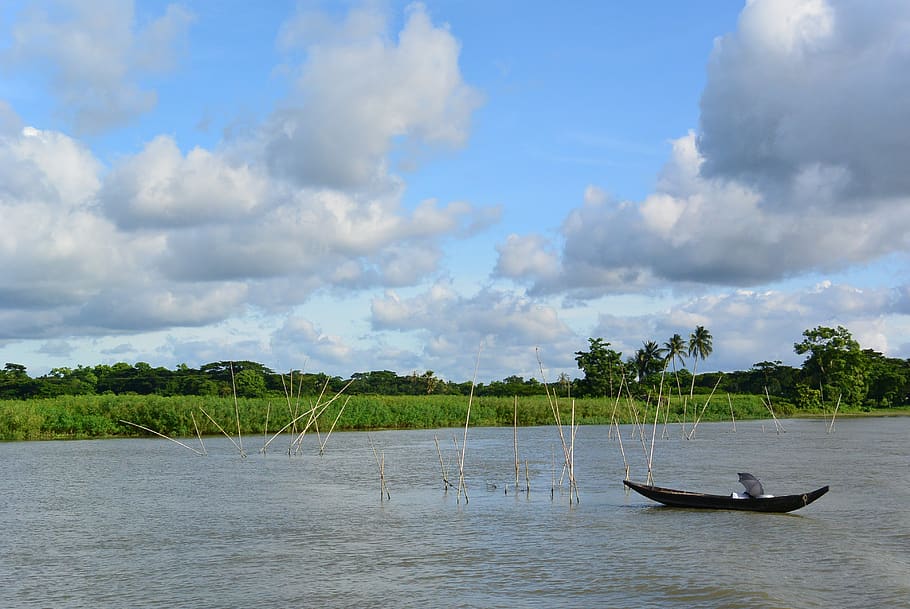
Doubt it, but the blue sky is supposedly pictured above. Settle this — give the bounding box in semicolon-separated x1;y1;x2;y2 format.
1;0;909;383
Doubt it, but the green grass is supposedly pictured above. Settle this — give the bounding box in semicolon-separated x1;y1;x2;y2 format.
0;392;881;441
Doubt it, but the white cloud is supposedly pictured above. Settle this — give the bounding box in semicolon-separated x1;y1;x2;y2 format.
699;0;910;201
590;281;910;373
101;135;269;229
0;2;495;347
0;126;132;307
496;1;910;297
3;0;194;133
371;284;579;379
264;2;482;189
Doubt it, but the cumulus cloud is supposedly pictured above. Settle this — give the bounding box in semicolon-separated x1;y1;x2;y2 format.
496;0;910;297
0;3;494;348
590;281;910;373
0;126;131;306
699;0;910;201
264;2;482;190
371;284;579;379
270;316;353;368
100;136;269;229
3;0;194;133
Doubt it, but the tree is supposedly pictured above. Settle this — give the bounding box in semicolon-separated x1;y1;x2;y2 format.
862;350;909;408
663;333;687;402
685;326;713;425
794;325;868;408
687;326;713;391
574;338;625;397
631;340;665;383
233;368;267;397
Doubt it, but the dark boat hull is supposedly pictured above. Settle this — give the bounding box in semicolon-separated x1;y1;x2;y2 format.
623;480;829;513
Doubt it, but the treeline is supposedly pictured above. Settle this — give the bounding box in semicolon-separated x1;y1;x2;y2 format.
575;325;910;410
1;325;908;410
0;360;553;401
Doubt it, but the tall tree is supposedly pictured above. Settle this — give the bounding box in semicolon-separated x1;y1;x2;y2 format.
632;340;665;383
686;326;714;423
794;325;868;407
574;338;625;397
663;333;687;401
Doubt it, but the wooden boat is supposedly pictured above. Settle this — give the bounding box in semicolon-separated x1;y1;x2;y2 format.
623;479;829;513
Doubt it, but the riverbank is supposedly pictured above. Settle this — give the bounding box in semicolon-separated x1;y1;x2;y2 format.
1;393;905;441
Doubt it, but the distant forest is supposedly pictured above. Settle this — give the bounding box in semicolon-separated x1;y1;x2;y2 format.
1;325;908;409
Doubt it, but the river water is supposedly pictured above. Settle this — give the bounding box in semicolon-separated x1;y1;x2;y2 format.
1;417;907;608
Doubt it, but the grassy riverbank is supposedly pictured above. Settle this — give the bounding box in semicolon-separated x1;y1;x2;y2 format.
1;391;878;441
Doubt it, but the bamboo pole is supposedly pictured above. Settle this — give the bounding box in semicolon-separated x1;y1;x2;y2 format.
513;396;520;492
262;401;271;453
610;376;630;480
368;434;391;501
319;395;351;455
293;375;330;454
229;362;244;456
259;380;351;454
623;382;651;472
452;435;468;503
457;343;482;505
687;375;723;440
763;387;785;433
290;378;355;454
118;420;205;456
827;392;842;434
198;406;246;457
524;459;530;495
569;399;579;503
280;370;298;437
537;348;577;502
646;396;660;484
550;443;556;500
190;411;207;455
727;393;736;432
434;434;451;490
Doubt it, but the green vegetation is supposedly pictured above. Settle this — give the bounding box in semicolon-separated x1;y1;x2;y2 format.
0;325;907;441
0;392;827;442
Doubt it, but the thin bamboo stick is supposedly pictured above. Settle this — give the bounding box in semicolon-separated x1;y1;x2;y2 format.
434;434;451;490
569;398;579;503
190;411;206;455
229;362;243;455
550;443;556;500
457;343;482;505
728;393;736;432
537;348;577;502
513;396;520;492
687;375;723;440
118;419;205;456
262;401;271;453
524;459;530;495
198;406;245;457
319;395;351;455
368;434;391;501
646;396;660;484
290;378;355;454
763;387;786;433
827;392;842;434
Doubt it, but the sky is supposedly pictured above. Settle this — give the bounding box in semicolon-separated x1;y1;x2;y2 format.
1;0;910;383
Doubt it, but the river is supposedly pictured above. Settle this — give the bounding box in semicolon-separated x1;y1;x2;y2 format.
1;417;907;608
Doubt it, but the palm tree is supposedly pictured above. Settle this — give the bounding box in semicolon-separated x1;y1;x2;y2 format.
687;325;714;409
633;340;666;383
663;333;687;424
